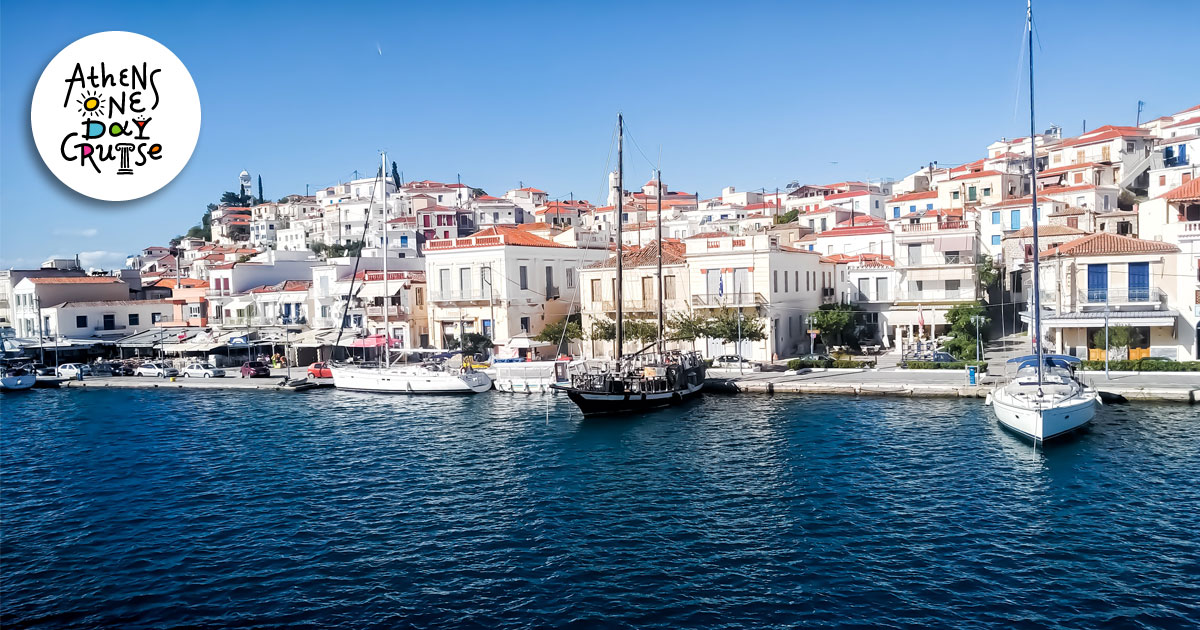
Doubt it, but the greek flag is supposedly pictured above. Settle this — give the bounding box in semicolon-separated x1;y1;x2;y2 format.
718;275;724;298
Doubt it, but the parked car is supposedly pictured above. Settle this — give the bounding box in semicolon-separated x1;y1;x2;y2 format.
929;351;958;363
110;363;135;376
240;361;271;378
712;355;760;371
306;362;333;379
21;362;57;376
798;353;834;363
56;363;92;378
135;362;179;378
182;363;225;378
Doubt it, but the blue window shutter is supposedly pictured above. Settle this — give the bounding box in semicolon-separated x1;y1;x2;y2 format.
1010;210;1020;230
909;205;916;213
893;208;899;218
1087;264;1108;301
991;235;1001;245
1128;262;1149;300
991;211;1000;224
927;203;933;210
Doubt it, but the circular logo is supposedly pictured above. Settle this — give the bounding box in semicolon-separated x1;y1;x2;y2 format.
31;31;201;202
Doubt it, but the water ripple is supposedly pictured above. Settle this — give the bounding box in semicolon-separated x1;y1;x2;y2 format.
2;389;1198;628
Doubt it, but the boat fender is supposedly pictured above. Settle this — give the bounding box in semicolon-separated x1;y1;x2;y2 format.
984;392;992;406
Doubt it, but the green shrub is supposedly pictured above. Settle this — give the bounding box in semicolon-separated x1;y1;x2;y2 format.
904;361;988;371
787;358;875;370
1080;360;1200;372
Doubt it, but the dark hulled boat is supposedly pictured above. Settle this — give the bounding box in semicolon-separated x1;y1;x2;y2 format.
555;114;706;416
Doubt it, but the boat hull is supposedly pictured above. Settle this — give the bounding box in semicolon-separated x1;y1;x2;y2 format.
992;392;1098;441
330;366;492;394
554;380;703;416
1;374;37;391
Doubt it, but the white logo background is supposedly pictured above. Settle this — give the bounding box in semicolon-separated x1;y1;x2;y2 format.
31;31;201;202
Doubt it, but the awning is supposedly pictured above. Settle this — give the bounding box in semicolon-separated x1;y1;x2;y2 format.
504;333;553;350
935;235;972;252
350;334;400;348
1037;309;1179;328
355;283;406;299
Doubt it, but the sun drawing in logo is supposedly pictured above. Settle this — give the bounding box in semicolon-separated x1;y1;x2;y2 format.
76;90;103;118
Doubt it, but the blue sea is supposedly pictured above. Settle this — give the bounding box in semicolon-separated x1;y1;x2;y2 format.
2;389;1198;629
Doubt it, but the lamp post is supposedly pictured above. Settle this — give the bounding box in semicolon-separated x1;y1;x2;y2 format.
970;314;985;362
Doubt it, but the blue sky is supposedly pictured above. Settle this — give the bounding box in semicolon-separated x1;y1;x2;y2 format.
2;0;1197;269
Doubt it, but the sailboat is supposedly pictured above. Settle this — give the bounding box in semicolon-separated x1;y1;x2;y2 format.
328;152;492;395
987;0;1099;442
552;115;706;415
1;364;37;391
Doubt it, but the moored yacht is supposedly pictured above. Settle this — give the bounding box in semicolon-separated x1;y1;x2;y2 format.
988;355;1099;441
330;362;491;394
1;365;37;391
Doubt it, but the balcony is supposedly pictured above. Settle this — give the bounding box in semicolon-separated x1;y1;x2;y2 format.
366;305;405;318
894;288;978;304
898;220;974;233
900;253;977;268
691;292;767;308
1078;287;1166;307
430;289;497;303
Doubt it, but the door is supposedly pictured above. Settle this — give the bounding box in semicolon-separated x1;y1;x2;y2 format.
733;268;750;304
1128;326;1151;361
102;314;115;330
706;270;720;303
1087;264;1108;302
641;277;654;305
1127;262;1149;301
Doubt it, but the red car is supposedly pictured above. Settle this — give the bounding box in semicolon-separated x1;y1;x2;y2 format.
240;361;271;378
307;362;333;379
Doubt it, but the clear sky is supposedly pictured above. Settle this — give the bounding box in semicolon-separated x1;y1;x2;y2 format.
2;0;1197;269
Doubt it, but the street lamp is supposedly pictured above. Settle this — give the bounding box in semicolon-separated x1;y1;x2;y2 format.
970;314;986;362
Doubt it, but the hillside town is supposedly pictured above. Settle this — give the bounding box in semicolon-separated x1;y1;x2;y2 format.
3;104;1199;367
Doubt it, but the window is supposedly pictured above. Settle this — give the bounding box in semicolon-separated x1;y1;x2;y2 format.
893;207;900;219
439;268;450;292
820;218;827;231
946;279;960;294
76;315;87;328
1103;195;1110;210
565;267;575;289
909;205;916;213
968;186;977;201
927;203;933;210
773;270;779;293
1010;210;1021;230
794;271;799;291
459;267;471;293
519;265;528;290
983;188;991;197
991;235;1001;246
151;313;162;323
784;271;789;293
952;191;960;200
664;275;677;300
590;279;601;303
858;278;870;301
545;266;556;297
876;277;888;301
129;313;140;326
991;211;1000;224
1067;217;1078;228
806;272;811;292
519;316;530;333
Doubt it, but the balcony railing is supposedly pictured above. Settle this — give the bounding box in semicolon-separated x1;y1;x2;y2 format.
898;220;974;233
1079;287;1165;306
597;299;684;312
894;288;978;303
691;292;767;308
430;289;497;302
366;305;405;318
900;253;977;267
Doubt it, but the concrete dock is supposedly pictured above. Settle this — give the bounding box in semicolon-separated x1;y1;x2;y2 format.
705;368;1200;403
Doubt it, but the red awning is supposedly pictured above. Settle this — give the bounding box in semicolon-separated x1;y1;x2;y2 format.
350;335;400;348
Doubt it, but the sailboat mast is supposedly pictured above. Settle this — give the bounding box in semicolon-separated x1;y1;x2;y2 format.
381;151;389;367
656;168;664;354
615;115;624;360
1027;0;1043;385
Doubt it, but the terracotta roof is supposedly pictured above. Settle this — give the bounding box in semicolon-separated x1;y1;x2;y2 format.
819;223;892;237
1040;184;1101;195
1162;116;1200;129
148;278;208;289
587;240;686;269
427;225;567;250
823;253;895;267
1003;225;1086;239
1037;162;1106;177
1048;206;1087;216
354;270;426;282
1161;178;1200;202
1058;125;1151;148
685;231;734;240
823;190;871;200
1041;233;1179;258
50;298;175;308
949;169;1004;181
889;190;939;203
28;276;124;284
515;187;546;194
835;215;887;227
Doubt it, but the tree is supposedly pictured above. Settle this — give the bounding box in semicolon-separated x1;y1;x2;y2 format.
257;175;264;205
623;318;661;346
589;317;615;341
471;187;487;197
942;302;990;360
391;161;402;188
668;310;711;351
707;308;766;344
309;241;326;256
536;313;583;354
774;209;799;225
1091;325;1139;361
459;333;493;357
810;303;854;349
220;191;250;206
977;254;1000;290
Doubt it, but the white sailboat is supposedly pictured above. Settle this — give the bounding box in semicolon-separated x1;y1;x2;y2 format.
328;152;492;395
987;0;1098;442
1;365;37;391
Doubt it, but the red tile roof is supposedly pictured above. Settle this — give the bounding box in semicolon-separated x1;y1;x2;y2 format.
1161;177;1200;202
1162;116;1200;129
354;270;426;283
1040;184;1101;195
427;225;567;250
1040;233;1179;258
1058;125;1151;148
823;253;895;267
949;169;1004;181
1037;162;1106;177
148;278;208;289
587;240;686;269
28;276;124;284
1003;225;1086;239
823;190;871;200
889;190;939;203
515;187;546;194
